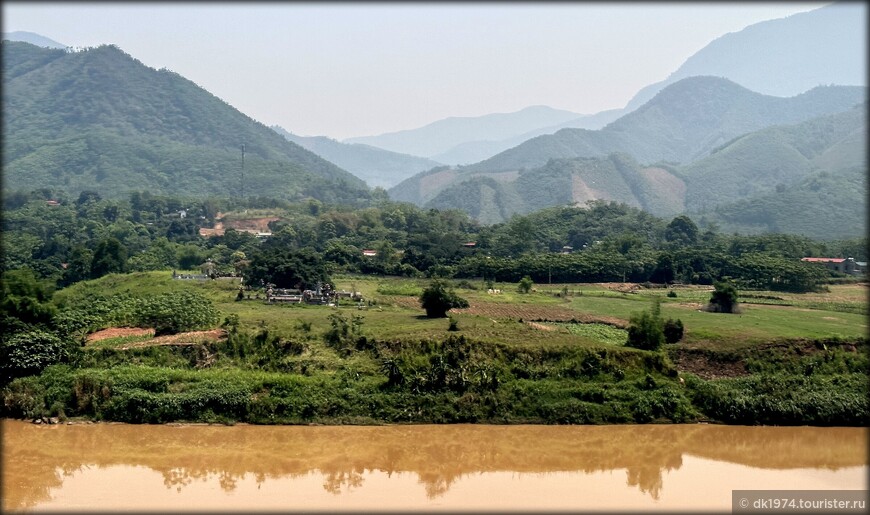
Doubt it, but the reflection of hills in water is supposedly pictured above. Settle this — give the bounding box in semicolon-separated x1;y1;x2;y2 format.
2;422;866;509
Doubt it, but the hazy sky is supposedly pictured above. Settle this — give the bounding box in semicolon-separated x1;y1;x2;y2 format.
3;2;831;140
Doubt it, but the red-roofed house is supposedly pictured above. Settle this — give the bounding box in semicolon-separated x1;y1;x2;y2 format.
801;257;860;275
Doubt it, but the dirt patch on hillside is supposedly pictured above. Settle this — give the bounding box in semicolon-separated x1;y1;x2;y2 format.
470;171;520;183
116;329;227;350
640;167;686;210
224;217;278;232
86;327;226;349
419;169;457;201
87;327;155;342
571;174;609;205
598;282;643;294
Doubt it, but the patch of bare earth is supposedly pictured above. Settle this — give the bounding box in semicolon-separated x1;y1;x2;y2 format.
571;174;609;205
86;327;155;343
670;349;748;380
639;167;686;211
598;282;643;294
224;217;279;232
419;170;457;201
117;329;227;350
526;321;557;331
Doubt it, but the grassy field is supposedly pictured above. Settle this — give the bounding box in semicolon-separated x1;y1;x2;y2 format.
54;271;867;349
5;271;865;426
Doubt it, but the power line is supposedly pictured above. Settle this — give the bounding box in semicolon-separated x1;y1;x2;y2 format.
240;143;246;198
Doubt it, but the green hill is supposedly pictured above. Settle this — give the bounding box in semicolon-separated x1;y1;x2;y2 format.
393;103;865;236
698;166;866;240
681;104;867;212
2;42;369;202
423;154;687;224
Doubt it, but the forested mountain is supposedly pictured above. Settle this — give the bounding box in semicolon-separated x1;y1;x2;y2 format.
344;105;584;158
424;154;685;225
698;166;866;240
391;78;865;211
391;102;866;237
681;104;867;212
2;31;66;49
465;77;866;173
2;41;369;203
623;2;867;112
272;126;442;189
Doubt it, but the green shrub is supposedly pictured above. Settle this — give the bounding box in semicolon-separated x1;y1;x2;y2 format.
663;318;684;343
517;276;533;294
626;299;664;351
419;279;469;318
130;291;220;335
1;330;71;382
708;281;739;313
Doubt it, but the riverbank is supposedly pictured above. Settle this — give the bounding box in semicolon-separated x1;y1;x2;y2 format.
2;273;867;426
3;333;867;426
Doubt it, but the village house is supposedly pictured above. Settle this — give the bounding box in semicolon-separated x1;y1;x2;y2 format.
800;257;865;275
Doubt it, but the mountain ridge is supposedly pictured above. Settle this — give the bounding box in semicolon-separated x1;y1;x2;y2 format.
2;41;369;202
623;2;866;112
464;77;866;174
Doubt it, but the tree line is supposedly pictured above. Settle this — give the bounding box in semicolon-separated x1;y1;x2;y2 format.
3;190;864;296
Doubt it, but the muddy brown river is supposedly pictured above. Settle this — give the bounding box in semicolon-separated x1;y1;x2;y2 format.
2;420;866;512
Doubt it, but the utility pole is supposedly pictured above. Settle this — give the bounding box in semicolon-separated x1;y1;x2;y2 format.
240;143;246;198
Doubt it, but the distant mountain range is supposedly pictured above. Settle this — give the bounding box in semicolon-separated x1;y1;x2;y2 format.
342;3;866;171
390;86;866;237
390;77;866;209
430;108;625;165
624;2;867;112
2;31;66;49
2;41;369;203
462;77;866;173
344;105;587;160
272;126;442;189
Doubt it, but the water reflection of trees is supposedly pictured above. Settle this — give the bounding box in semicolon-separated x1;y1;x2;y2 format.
322;467;365;495
3;421;866;510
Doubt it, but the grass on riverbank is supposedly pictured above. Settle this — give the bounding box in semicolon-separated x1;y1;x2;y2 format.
5;271;866;426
